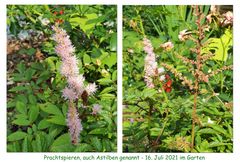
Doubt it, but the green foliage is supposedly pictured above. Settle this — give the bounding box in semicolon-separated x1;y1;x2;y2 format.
7;5;117;152
123;5;232;153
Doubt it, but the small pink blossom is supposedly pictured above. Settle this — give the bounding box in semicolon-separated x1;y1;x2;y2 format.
144;76;155;88
62;87;78;101
222;11;233;26
67;102;83;145
143;38;154;55
160;41;174;51
158;67;165;74
206;14;212;23
67;75;85;95
60;56;79;78
210;5;217;14
178;29;191;41
85;83;97;95
92;104;101;115
159;75;166;81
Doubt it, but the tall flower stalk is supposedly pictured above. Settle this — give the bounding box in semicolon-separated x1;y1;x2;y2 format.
162;5;232;152
53;25;97;145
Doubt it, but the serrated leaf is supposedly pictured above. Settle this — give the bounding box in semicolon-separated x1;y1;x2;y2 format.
12;118;30;126
100;87;116;94
209;124;230;137
99;93;115;99
69;13;98;34
25;68;36;81
22;136;30;152
28;105;39;123
83;54;91;65
104;53;117;68
8;131;28;141
50;133;74;152
91;137;102;152
112;70;117;81
47;115;66;126
9;86;27;92
16;101;26;114
75;143;93;152
38;119;52;130
197;128;218;135
28;94;37;104
202;29;232;61
40;104;62;116
142;88;158;99
110;33;117;51
208;142;232;148
97;78;113;85
89;128;108;135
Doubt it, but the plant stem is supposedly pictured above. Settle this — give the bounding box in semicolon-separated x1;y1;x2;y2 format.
191;5;202;152
138;15;145;36
191;86;198;152
148;103;153;147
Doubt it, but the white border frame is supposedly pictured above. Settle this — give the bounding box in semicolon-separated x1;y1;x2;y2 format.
1;0;239;162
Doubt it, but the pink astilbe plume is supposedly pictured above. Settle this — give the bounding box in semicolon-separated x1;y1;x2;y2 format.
60;56;79;77
67;75;85;95
53;25;98;145
85;83;97;95
143;37;166;88
62;87;78;101
67;102;83;145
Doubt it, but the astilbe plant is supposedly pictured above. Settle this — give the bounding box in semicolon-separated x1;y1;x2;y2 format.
161;5;233;151
52;25;97;145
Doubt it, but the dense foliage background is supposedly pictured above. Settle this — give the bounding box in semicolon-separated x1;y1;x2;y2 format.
123;5;233;153
7;5;117;152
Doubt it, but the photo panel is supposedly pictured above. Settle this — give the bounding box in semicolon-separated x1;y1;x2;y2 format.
122;5;233;153
7;5;117;152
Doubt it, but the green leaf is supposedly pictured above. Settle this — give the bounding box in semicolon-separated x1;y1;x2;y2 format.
28;105;39;123
89;128;108;135
12;118;30;126
201;29;232;61
209;124;230;137
100;87;116;94
99;93;115;99
22;136;30;152
40;104;62;116
75;143;93;152
28;94;37;104
38;119;52;130
112;70;117;81
110;33;117;51
103;53;117;68
16;101;26;114
197;128;218;135
9;85;27;92
8;131;28;141
36;71;50;84
150;128;161;137
208;142;232;148
25;68;36;81
69;13;98;34
50;133;74;152
47;115;66;126
83;54;91;65
91;137;102;152
142;88;158;99
35;134;42;152
97;78;113;85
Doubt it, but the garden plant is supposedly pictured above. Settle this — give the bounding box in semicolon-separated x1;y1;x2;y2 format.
7;5;117;152
123;5;233;153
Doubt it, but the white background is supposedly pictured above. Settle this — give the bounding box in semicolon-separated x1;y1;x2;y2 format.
1;0;239;162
